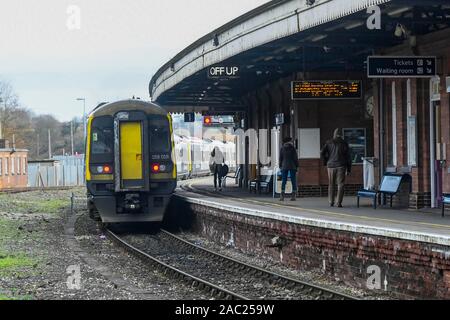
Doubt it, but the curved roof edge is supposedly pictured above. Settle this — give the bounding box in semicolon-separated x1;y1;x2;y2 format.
149;0;391;101
149;0;288;94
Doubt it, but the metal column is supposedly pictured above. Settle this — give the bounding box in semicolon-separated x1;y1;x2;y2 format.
430;80;437;208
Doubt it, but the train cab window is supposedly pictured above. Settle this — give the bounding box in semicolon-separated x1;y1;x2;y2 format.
91;116;114;155
149;116;170;153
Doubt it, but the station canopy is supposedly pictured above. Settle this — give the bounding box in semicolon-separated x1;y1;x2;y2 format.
149;0;450;113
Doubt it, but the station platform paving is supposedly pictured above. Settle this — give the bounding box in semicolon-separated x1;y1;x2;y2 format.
176;177;450;246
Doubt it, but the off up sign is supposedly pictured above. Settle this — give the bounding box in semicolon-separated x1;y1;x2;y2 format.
208;66;240;79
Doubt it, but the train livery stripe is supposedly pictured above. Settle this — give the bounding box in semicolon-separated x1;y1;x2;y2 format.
120;122;143;180
85;115;94;181
167;114;177;179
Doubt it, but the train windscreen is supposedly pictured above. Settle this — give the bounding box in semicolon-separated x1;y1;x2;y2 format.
149;116;171;153
91;116;114;162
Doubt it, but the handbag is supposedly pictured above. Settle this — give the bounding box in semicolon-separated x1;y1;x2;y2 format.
220;164;229;177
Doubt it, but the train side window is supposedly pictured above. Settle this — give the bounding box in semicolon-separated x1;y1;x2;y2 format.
91;116;114;155
149;116;170;153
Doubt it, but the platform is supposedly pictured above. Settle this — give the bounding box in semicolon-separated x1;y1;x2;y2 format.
176;177;450;246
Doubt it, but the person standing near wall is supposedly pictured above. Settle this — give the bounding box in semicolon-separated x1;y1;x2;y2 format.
320;128;352;208
279;137;299;201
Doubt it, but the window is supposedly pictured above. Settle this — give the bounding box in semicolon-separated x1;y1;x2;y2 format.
391;81;397;167
343;128;367;164
5;158;8;175
149;116;171;153
0;158;2;176
91;116;114;155
11;156;15;175
23;157;27;175
90;116;114;165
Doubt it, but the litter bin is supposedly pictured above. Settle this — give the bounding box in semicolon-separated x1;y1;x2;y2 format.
363;157;376;191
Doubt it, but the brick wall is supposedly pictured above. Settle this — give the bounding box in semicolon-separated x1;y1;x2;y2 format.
374;29;450;208
169;197;450;299
0;150;28;189
298;184;362;197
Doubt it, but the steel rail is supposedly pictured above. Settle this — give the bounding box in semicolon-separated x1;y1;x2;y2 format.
105;228;249;301
0;186;74;194
161;229;358;301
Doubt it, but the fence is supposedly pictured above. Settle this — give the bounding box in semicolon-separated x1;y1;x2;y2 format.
28;155;85;187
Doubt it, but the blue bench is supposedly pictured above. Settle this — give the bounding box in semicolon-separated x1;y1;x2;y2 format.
357;174;411;210
250;172;273;194
357;190;378;209
442;194;450;218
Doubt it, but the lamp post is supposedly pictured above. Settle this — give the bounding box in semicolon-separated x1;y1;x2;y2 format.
76;98;86;152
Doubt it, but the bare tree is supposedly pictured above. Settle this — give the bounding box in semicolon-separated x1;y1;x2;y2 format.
0;80;85;159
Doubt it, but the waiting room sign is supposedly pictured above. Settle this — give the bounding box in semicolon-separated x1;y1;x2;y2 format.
367;56;436;78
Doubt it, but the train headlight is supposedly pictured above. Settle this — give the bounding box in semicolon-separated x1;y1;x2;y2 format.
95;165;112;174
151;164;160;173
159;164;167;172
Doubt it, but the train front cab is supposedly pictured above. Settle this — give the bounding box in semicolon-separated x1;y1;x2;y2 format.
86;104;177;223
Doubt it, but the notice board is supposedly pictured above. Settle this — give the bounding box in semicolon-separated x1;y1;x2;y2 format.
299;128;320;159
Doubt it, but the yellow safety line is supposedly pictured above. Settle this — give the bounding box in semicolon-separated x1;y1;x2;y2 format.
186;182;450;231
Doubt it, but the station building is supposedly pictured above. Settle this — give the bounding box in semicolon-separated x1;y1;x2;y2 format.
150;0;450;209
0;139;29;189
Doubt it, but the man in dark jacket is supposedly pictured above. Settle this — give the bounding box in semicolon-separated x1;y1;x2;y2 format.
279;137;299;201
320;128;352;207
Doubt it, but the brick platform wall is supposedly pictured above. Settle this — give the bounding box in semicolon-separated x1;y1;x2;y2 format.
169;197;450;299
409;193;432;210
298;184;362;197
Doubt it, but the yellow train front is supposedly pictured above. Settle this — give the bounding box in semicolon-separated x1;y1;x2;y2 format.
85;100;177;223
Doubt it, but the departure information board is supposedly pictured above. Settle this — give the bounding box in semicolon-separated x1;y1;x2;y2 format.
291;80;362;100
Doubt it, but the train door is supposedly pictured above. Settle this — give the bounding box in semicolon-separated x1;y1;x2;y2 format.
114;112;148;191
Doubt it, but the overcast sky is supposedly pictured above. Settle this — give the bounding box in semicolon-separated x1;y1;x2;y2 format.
0;0;269;121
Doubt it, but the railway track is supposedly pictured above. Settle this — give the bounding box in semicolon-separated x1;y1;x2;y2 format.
106;227;358;301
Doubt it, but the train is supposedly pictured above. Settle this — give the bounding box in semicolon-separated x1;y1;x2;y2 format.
85;99;236;223
174;134;236;180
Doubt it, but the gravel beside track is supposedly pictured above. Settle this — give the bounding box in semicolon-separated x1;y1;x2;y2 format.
0;188;208;300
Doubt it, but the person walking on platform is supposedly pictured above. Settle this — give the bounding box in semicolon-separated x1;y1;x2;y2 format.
279;137;299;201
320;128;352;208
210;146;224;192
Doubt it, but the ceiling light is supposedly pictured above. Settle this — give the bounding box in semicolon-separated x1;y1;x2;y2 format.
345;22;364;30
285;46;299;53
394;23;407;37
388;7;411;17
310;34;328;42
